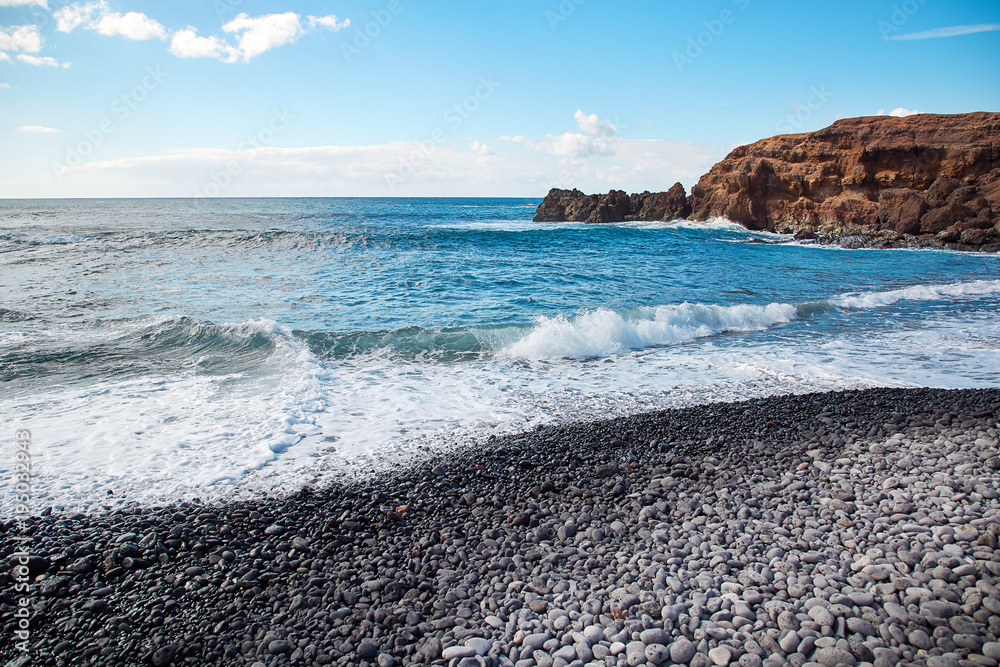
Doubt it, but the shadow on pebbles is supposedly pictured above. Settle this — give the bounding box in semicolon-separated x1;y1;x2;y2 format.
2;387;1000;667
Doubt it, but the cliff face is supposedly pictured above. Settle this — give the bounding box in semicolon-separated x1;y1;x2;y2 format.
688;112;1000;247
533;183;691;224
534;112;1000;250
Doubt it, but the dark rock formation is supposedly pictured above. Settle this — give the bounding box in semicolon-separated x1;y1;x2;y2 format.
533;183;691;224
537;113;1000;250
688;112;1000;249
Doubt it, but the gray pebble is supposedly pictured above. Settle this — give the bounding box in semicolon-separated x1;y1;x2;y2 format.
670;637;696;664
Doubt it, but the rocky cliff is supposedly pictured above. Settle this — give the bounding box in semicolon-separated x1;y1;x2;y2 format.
535;112;1000;250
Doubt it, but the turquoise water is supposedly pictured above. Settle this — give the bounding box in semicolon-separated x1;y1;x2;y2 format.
2;198;999;511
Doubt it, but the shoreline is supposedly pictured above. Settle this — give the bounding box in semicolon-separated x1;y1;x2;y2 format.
2;387;999;667
744;228;999;253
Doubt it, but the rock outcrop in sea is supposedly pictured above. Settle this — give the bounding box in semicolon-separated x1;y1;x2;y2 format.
534;112;1000;251
533;184;691;225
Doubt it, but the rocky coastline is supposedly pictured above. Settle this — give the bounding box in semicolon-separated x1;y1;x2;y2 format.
2;387;1000;667
534;112;1000;252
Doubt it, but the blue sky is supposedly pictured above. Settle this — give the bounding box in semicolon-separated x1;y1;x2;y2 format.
1;0;998;197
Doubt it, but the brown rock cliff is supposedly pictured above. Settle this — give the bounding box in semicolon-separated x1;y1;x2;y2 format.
688;112;1000;247
535;112;1000;250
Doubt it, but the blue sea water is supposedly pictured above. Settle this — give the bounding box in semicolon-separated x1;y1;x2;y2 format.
2;197;999;512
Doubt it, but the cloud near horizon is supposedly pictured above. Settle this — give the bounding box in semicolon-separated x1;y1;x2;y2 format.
46;110;727;197
885;23;1000;41
574;109;619;138
876;107;922;117
497;110;624;162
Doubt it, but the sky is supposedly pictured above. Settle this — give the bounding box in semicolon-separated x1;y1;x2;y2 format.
1;0;999;198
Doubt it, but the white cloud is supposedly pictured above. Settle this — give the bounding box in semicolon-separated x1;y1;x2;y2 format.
169;27;238;62
0;52;9;63
170;13;310;63
467;139;494;155
54;2;166;40
0;0;48;6
47;138;725;198
876;107;922;117
574;109;618;137
96;11;167;40
0;25;43;53
18;124;58;133
36;110;725;197
506;111;624;162
16;54;69;67
222;12;304;62
525;132;617;159
54;2;106;33
886;23;1000;41
308;15;350;32
0;82;10;88
52;5;347;63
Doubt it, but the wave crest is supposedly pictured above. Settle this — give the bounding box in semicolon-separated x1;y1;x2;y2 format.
832;279;1000;309
500;302;798;360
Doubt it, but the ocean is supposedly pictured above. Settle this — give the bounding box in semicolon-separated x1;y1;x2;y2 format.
2;197;999;514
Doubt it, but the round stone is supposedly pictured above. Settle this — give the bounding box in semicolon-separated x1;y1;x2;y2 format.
779;630;801;653
670;637;696;664
709;646;732;666
645;643;670;665
926;655;961;667
640;628;669;646
465;637;491;656
847;591;874;606
808;605;835;627
984;643;1000;661
442;645;476;660
357;640;379;660
812;647;857;667
583;625;604;642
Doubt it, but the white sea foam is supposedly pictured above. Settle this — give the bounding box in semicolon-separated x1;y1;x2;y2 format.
832;279;1000;309
648;217;776;234
1;318;329;512
3;279;1000;514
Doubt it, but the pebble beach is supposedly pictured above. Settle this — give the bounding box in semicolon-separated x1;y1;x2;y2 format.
2;386;1000;667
